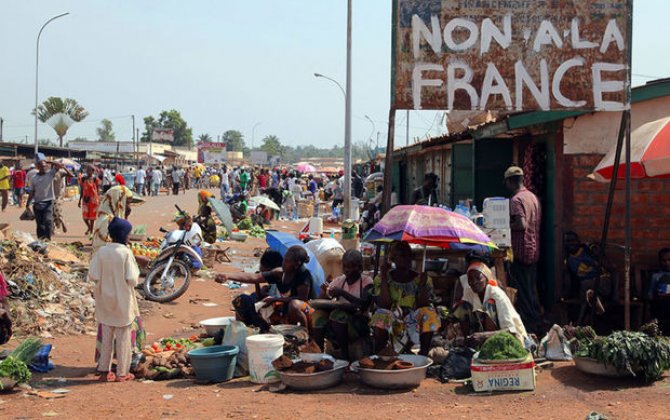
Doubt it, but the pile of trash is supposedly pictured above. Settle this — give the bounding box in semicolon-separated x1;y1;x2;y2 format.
1;232;95;337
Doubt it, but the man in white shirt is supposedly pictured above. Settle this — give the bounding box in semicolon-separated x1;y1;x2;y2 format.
134;167;147;196
151;167;163;196
304;238;346;283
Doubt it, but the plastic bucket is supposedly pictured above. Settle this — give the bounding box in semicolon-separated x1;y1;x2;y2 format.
308;217;324;236
246;334;285;384
188;345;239;383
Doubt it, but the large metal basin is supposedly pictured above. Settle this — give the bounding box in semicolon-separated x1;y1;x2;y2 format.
351;354;433;389
279;359;349;391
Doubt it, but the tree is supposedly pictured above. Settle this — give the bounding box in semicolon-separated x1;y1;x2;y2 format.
96;119;115;142
198;133;212;143
141;109;193;149
223;130;245;152
260;135;283;157
35;97;88;147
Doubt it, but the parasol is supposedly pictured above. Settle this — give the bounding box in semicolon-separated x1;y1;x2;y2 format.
208;197;233;235
591;116;670;182
265;230;325;294
57;158;80;171
249;195;280;211
295;162;316;173
363;205;496;269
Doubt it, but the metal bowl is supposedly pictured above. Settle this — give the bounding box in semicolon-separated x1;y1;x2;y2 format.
279;359;349;391
573;356;635;378
351;354;433;389
199;316;235;336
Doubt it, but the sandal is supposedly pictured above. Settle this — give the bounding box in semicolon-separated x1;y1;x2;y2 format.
99;372;116;382
115;373;135;382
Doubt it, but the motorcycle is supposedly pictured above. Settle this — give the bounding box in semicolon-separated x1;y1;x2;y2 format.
142;205;204;303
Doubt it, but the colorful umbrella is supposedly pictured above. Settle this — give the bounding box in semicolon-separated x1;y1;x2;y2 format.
591;116;670;182
250;195;280;211
363;205;496;250
295;162;316;173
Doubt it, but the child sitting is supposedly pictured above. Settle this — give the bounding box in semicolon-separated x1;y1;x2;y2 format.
194;205;217;244
89;217;140;382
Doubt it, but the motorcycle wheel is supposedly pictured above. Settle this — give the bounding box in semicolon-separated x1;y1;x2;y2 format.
143;259;191;303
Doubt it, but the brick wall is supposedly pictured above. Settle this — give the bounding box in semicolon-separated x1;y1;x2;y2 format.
562;154;670;267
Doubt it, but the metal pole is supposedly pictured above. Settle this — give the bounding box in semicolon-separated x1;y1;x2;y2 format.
406;110;410;146
252;122;262;150
382;109;396;214
343;0;353;220
314;73;346;99
136;128;140;167
623;0;634;330
33;12;69;156
132;115;136;166
0;117;3;142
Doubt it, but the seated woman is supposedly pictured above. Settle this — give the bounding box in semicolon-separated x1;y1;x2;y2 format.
451;261;529;346
228;249;283;331
311;250;373;360
216;245;314;331
371;241;440;356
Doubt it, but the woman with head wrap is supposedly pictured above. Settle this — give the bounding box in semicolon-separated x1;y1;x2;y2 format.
89;217;142;382
92;185;135;250
450;261;528;345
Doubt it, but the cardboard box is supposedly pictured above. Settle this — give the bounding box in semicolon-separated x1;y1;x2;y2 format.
484;228;512;247
483;197;510;229
471;353;536;392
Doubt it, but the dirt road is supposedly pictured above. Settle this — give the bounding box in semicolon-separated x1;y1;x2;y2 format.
1;190;669;419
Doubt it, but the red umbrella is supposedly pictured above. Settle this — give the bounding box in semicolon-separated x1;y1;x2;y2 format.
592;116;670;182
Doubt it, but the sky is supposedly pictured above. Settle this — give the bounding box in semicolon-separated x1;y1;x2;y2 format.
1;1;668;149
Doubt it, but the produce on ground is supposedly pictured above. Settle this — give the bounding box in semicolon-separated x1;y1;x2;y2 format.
478;332;528;360
358;357;414;370
248;226;266;238
575;327;670;382
0;357;31;385
10;337;42;363
237;218;253;231
136;337;199;380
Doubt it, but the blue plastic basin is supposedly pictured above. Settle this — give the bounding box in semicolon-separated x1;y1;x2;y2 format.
188;345;239;383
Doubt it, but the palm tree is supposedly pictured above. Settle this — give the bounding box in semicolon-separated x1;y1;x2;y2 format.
198;133;212;143
35;97;89;147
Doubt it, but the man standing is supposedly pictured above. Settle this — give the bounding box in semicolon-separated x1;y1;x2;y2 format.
172;166;184;195
238;168;250;193
101;166;113;193
504;166;541;333
0;161;9;211
28;154;64;240
11;163;26;208
151;166;163;196
134;166;146;196
52;160;75;234
412;173;439;206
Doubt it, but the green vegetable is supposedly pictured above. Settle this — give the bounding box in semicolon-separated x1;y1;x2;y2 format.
0;357;32;384
201;338;216;347
10;337;43;364
575;330;670;382
478;332;528;360
237;218;253;230
248;226;266;238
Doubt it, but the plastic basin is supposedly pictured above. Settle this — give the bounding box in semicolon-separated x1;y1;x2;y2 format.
188;345;239;383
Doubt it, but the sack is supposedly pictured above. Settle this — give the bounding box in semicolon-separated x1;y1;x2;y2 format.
221;320;258;377
19;207;35;221
438;347;475;382
538;324;573;361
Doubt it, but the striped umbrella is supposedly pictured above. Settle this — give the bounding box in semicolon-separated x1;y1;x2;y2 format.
592;116;670;182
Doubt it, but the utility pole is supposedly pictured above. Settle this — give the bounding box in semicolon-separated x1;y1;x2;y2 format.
0;117;3;142
406;110;410;147
136;128;140;167
343;0;353;219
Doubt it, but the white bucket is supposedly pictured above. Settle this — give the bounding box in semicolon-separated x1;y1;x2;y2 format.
245;334;285;384
308;216;324;236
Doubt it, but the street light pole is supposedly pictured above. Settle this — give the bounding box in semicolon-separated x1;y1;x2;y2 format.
314;73;346;100
33;12;69;156
343;0;353;220
251;122;262;150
